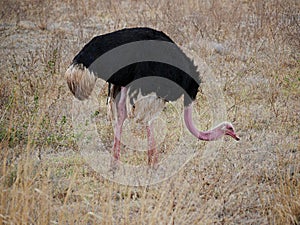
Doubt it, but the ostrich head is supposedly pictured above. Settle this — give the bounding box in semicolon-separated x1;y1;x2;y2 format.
220;122;240;141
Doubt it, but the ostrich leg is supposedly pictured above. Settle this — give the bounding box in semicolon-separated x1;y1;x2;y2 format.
147;122;158;166
112;86;127;163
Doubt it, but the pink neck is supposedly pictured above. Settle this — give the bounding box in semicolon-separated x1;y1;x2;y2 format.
184;104;224;141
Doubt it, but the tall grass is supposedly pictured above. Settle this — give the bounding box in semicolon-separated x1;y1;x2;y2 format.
0;0;299;224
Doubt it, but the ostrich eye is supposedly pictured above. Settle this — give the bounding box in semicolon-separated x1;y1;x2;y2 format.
228;127;233;131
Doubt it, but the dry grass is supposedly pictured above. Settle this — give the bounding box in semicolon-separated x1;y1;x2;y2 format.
0;0;299;224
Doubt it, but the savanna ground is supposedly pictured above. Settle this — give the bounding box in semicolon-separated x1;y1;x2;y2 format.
0;0;299;224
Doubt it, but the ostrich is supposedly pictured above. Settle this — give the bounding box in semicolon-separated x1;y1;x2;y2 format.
65;27;239;166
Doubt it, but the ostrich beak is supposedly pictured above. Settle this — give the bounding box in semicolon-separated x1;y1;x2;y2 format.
226;131;240;141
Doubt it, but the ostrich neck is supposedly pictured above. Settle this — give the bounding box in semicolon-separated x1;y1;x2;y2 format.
184;104;224;141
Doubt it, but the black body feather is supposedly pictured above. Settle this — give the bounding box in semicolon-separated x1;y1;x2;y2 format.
72;27;200;105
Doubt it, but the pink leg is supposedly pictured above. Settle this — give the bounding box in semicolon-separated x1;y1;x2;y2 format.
112;87;127;164
147;123;158;166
